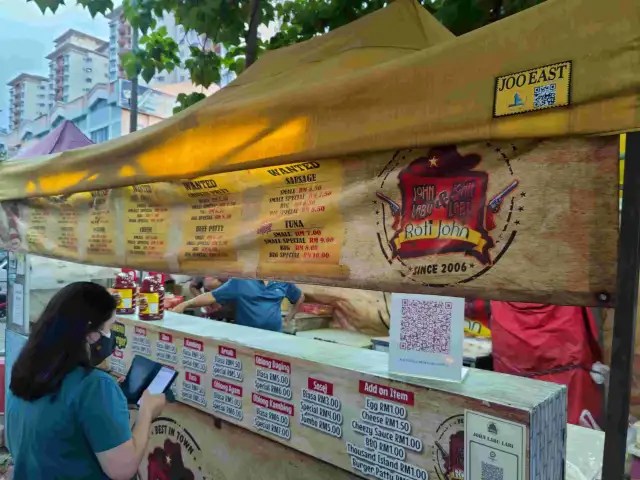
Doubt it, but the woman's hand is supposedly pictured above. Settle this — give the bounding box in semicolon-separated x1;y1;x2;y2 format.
139;390;166;420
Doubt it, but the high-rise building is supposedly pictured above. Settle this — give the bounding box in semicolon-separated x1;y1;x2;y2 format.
46;29;109;106
105;6;230;87
7;74;49;130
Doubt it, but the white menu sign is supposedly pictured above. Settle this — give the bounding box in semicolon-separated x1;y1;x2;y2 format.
464;410;526;480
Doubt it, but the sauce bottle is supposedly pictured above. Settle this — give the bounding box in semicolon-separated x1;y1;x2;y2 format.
138;273;165;321
114;271;137;315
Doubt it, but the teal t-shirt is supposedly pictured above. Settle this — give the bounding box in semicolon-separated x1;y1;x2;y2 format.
7;367;132;479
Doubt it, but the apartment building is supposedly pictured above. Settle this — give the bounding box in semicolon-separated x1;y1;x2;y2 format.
46;29;109;106
7;74;49;130
106;6;234;87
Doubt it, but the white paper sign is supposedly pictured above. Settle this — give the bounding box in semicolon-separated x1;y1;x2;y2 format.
16;254;25;275
464;410;526;480
11;283;24;327
389;293;464;382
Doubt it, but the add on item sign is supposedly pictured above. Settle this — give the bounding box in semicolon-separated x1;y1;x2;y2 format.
389;293;465;382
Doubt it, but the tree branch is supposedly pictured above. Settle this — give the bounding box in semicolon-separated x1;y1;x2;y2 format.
245;0;261;68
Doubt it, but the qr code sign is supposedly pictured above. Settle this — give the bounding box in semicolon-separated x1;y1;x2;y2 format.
399;299;452;354
533;83;556;108
481;461;504;480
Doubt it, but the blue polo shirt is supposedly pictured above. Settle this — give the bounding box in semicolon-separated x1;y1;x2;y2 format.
212;280;302;332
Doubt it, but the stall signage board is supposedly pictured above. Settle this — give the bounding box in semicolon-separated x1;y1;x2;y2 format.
0;137;619;307
389;293;465;382
493;61;572;117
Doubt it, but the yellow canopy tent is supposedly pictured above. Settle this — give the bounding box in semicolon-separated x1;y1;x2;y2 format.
0;0;638;201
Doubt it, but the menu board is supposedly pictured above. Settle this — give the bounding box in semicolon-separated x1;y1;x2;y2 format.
86;189;116;262
255;161;349;279
123;184;170;268
349;381;429;480
49;196;80;258
212;345;245;421
132;325;153;357
24;198;50;254
177;174;242;272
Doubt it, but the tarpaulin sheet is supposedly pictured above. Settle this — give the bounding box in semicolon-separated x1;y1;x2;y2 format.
0;137;620;305
13;120;92;159
0;0;637;201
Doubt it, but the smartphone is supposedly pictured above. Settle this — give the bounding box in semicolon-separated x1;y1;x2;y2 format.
137;366;177;406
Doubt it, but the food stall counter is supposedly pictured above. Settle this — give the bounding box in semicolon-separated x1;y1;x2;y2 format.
109;311;603;479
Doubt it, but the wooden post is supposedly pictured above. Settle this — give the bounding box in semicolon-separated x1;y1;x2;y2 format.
603;132;640;479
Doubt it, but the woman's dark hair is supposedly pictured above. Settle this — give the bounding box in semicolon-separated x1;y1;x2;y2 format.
10;281;116;401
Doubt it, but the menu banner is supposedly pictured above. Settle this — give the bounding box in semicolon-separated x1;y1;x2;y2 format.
0;137;619;306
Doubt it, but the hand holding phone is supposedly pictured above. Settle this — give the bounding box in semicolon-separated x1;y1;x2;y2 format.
138;390;167;419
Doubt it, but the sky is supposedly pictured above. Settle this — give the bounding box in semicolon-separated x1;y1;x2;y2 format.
0;0;116;130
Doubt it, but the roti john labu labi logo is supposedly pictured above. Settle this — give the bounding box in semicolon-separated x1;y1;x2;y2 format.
376;145;519;272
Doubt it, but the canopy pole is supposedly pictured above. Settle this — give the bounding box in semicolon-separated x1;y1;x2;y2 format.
603;132;640;479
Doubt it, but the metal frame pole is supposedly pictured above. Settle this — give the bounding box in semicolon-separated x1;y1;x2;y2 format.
603;131;640;479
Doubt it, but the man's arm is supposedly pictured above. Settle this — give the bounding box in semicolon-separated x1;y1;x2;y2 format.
285;285;304;322
171;292;218;314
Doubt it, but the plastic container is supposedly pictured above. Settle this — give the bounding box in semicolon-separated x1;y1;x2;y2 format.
114;271;137;315
138;273;165;321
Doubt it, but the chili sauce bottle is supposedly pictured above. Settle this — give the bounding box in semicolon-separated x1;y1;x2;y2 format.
114;271;137;315
138;273;165;321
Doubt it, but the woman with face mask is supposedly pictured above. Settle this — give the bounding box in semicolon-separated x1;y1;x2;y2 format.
6;282;166;480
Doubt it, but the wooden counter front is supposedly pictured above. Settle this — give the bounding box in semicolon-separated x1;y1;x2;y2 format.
112;313;566;480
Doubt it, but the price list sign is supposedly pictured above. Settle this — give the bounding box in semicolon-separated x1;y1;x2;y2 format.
132;326;152;357
110;349;127;376
211;346;244;421
300;378;343;438
182;337;207;373
212;379;243;421
254;354;292;401
124;184;169;265
87;190;115;260
50;197;79;257
25;199;50;254
252;355;294;441
178;176;241;271
181;371;207;408
256;160;348;278
156;332;178;365
348;380;429;480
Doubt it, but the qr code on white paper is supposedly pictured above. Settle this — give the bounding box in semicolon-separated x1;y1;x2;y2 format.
481;461;504;480
399;299;452;354
533;83;556;108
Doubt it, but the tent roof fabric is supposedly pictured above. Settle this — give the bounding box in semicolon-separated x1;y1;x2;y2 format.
13;120;93;159
0;0;638;201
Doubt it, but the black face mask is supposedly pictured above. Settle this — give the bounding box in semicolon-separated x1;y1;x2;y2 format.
90;333;116;366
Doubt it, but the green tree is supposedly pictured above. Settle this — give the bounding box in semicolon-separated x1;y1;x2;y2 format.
28;0;544;112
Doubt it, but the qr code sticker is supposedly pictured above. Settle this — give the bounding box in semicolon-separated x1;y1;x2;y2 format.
481;461;504;480
533;83;556;108
399;299;452;354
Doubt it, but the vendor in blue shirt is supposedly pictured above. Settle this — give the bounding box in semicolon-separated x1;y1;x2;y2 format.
171;279;304;332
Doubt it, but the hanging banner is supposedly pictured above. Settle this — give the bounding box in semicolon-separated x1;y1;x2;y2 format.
0;137;619;306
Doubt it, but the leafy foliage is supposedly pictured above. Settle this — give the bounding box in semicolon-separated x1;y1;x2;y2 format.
26;0;545;114
121;26;181;83
174;92;207;114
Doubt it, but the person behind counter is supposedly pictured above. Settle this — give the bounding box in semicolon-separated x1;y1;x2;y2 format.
7;282;167;480
171;278;304;332
189;276;236;322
